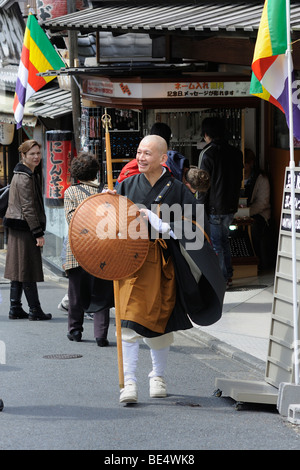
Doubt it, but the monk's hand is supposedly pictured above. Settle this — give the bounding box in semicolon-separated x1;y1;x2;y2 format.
139;209;171;233
104;189;117;195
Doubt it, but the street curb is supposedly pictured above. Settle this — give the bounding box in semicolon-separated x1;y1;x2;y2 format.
178;328;266;373
0;249;266;374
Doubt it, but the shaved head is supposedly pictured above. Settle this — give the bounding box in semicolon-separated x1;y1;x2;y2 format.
136;134;168;185
141;135;168;154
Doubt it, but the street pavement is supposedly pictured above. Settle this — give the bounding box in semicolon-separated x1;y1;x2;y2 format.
1;249;299;451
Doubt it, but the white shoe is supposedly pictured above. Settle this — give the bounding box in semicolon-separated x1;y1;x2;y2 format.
84;312;94;320
119;381;138;404
57;301;68;313
58;294;69;313
149;376;167;398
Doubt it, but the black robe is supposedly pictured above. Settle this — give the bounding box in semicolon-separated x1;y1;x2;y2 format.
117;170;225;337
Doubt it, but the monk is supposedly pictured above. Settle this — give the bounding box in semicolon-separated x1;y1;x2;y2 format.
115;135;225;404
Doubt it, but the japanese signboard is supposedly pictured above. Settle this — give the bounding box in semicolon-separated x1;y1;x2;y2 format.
85;79;250;99
46;130;72;205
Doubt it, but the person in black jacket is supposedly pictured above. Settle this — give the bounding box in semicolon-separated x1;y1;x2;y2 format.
198;117;243;286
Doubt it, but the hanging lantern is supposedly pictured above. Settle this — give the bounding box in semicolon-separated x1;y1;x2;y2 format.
0;123;14;145
46;130;73;206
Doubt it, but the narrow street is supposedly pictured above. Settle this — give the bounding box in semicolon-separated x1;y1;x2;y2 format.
0;274;299;451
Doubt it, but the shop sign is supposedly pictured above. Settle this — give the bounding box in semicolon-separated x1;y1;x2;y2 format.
46;130;73;205
85;79;250;99
86;79;114;97
281;169;300;233
163;81;250;98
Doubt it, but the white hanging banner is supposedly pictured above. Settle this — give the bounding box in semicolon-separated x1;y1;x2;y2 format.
0;122;14;145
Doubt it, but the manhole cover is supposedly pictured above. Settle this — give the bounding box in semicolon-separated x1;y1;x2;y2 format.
227;284;268;292
43;354;83;360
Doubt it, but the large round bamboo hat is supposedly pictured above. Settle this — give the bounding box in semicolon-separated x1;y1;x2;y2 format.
69;193;149;280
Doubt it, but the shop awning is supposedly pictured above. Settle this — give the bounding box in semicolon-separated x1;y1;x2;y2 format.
0;0;15;7
0;65;18;93
42;2;300;38
29;87;73;119
0;87;72;126
0;94;37;127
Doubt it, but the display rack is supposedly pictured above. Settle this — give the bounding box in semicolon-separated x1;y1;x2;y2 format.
103;109;141;183
264;167;300;387
81;107;142;183
81;105;102;170
107;131;141;182
154;108;242;166
214;167;300;406
230;217;258;279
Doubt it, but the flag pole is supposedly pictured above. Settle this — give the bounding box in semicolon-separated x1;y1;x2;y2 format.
286;0;299;384
101;109;124;390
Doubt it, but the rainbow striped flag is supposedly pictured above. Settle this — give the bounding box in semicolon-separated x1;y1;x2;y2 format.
13;14;65;129
250;0;300;140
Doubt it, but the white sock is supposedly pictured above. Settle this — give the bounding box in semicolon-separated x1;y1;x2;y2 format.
149;346;169;378
122;340;139;384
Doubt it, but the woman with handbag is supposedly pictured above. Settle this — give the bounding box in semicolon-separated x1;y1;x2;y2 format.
4;139;51;321
64;152;113;346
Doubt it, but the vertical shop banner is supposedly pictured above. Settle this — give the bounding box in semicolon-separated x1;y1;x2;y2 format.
46;130;73;206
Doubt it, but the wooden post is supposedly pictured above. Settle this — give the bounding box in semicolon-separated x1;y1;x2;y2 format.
67;0;81;154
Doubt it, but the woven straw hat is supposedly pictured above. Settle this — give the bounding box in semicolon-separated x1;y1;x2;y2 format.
69;193;149;280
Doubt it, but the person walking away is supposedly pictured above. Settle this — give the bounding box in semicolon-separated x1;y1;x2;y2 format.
4;140;51;320
198;117;243;287
64;152;114;346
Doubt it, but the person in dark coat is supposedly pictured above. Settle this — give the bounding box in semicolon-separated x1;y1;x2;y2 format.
198;117;243;286
4;140;51;320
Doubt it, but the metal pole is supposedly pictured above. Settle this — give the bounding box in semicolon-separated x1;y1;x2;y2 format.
286;0;299;384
